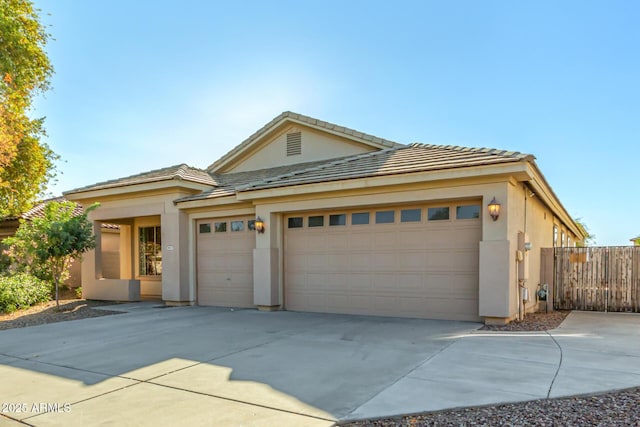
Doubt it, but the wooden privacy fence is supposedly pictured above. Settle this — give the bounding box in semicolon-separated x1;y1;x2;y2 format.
554;247;640;312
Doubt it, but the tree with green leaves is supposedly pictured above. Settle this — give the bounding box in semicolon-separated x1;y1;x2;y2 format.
4;201;96;309
0;0;57;217
575;217;596;247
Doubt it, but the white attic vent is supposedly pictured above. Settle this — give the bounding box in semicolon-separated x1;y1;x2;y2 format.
286;132;302;156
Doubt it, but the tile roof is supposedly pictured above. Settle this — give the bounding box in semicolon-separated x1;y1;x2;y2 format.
234;144;534;192
176;158;351;203
65;164;217;195
174;144;534;203
3;197;120;230
20;197;84;220
207;111;403;172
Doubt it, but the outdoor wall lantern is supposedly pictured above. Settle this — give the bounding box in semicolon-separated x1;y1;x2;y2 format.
255;217;265;234
487;197;501;221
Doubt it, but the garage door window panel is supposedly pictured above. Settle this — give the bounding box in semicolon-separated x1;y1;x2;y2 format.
215;222;227;232
456;205;480;220
288;217;303;228
329;214;346;226
351;212;370;225
428;207;450;221
401;209;421;223
375;210;395;224
231;221;244;232
199;223;211;233
308;216;324;227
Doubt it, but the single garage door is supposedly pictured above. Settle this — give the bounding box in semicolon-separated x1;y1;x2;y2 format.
197;216;255;307
284;203;481;321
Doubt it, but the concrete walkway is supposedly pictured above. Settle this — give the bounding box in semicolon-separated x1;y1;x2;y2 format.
1;306;639;426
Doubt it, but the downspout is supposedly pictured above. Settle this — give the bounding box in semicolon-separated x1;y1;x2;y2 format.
522;185;528;320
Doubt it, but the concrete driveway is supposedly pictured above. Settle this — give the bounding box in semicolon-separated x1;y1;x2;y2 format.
1;305;640;426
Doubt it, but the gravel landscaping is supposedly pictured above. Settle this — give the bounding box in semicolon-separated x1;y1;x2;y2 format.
341;387;640;426
481;310;571;332
0;289;123;331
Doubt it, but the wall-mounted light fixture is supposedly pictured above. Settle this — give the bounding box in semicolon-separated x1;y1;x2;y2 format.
488;197;501;221
255;217;265;234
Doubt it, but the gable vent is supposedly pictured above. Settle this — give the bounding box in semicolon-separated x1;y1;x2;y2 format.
286;132;302;156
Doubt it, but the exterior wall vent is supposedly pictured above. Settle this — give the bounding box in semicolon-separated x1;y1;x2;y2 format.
286;132;302;156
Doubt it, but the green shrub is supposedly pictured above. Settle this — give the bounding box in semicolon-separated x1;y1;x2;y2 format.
0;273;52;313
75;286;82;299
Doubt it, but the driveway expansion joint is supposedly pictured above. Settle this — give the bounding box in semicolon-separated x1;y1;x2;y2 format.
545;330;563;399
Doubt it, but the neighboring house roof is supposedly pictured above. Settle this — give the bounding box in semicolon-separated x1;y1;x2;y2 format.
65;164;216;196
20;196;84;220
207;111;403;173
1;197;119;230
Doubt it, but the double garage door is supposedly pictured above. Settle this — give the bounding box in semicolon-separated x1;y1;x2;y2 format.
284;203;482;321
196;204;481;321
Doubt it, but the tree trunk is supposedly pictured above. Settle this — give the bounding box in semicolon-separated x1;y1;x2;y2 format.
53;259;62;311
55;277;59;310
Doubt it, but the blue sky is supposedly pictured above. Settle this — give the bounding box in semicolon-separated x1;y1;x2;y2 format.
31;0;638;246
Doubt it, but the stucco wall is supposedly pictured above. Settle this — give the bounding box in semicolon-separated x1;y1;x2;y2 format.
228;126;376;173
101;229;121;279
508;183;577;317
78;190;195;302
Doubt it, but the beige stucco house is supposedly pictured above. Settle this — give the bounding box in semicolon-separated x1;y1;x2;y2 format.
64;112;583;324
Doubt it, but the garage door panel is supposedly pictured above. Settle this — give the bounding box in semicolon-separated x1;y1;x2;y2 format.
325;273;348;290
345;295;373;312
398;231;426;250
327;253;350;268
396;273;425;291
348;274;372;291
373;231;399;249
400;252;429;270
285;205;481;321
349;232;372;249
328;234;349;249
372;252;399;269
350;253;373;269
307;272;328;288
197;217;254;308
452;250;479;271
425;251;453;270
